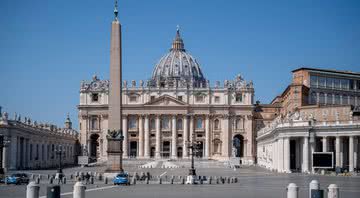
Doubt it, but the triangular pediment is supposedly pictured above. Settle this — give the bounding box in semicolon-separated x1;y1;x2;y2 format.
144;95;187;106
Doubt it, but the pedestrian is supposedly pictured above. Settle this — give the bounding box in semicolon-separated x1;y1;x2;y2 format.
85;172;90;184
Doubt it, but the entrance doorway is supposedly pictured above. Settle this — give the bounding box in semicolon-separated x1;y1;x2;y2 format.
177;147;183;158
90;134;99;162
162;141;170;158
233;135;244;158
129;141;137;158
150;147;155;158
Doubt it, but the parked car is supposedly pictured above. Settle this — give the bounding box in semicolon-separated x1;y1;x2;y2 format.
5;173;30;185
113;173;129;185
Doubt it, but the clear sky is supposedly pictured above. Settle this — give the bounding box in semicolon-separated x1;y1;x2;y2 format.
0;0;359;129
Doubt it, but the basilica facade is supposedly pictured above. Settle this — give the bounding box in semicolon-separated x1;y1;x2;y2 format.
78;29;256;164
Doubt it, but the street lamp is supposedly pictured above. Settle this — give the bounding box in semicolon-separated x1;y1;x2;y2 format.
185;140;201;184
55;145;65;174
0;136;10;175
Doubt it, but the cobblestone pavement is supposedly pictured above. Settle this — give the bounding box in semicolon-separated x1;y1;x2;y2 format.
1;162;360;198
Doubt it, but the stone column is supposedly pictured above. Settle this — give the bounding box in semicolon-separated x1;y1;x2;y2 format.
183;115;189;158
10;135;17;170
221;115;230;158
144;115;150;158
122;115;128;158
273;140;277;171
322;136;327;152
278;138;284;172
155;115;161;159
171;115;177;159
2;145;7;171
349;136;354;172
355;137;358;170
284;137;290;173
205;115;210;158
189;115;194;143
138;115;144;158
302;137;309;173
335;136;341;167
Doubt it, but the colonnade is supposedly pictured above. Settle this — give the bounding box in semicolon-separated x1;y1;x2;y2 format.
273;135;359;173
119;114;238;159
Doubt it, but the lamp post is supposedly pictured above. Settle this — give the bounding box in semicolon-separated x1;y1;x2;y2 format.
0;135;10;175
185;139;201;184
55;146;65;174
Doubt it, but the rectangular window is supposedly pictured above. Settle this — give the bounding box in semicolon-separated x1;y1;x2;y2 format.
350;80;354;89
334;78;341;89
195;95;204;102
310;75;317;87
235;93;242;102
150;96;155;101
36;144;39;160
341;79;349;90
318;77;326;88
177;96;183;101
129;95;137;102
326;78;333;88
91;93;99;102
214;96;220;103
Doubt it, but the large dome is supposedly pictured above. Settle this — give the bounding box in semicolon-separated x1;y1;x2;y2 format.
151;29;206;86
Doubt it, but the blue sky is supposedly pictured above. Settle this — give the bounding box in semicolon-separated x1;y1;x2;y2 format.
0;0;359;129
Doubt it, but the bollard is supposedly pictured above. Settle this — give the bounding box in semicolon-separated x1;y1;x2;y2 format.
159;177;162;184
209;176;212;184
26;181;40;198
287;183;299;198
216;177;219;184
309;180;320;198
170;176;174;184
104;177;108;184
73;181;86;198
227;177;231;184
90;176;94;184
49;177;54;184
46;185;60;198
145;177;149;184
63;177;67;184
327;184;339;198
98;173;102;181
181;177;185;185
47;174;50;180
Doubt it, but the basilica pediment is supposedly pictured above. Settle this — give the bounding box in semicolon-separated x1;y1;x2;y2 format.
144;95;187;106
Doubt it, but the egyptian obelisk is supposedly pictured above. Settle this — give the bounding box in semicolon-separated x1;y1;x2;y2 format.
106;0;123;173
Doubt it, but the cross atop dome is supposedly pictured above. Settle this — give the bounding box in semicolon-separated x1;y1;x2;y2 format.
171;26;185;52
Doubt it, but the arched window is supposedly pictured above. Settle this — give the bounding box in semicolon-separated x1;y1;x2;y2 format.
350;96;355;105
310;92;317;104
319;93;325;104
161;116;170;130
334;94;341;105
214;119;220;130
196;118;203;129
150;119;155;130
128;116;137;130
177;119;183;130
342;95;349;105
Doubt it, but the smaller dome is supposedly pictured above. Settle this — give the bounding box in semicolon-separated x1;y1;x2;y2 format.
151;28;206;87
